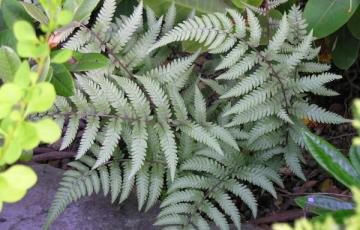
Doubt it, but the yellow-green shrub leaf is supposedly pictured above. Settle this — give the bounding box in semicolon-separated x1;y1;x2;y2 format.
51;49;73;64
26;82;56;114
13;21;38;43
312;209;355;225
14;61;31;87
2;141;22;164
58;10;73;26
16;121;40;150
33;43;50;58
0;177;26;202
0;83;23;105
0;104;12;119
34;118;61;143
16;42;37;57
0;165;37;204
1;165;37;190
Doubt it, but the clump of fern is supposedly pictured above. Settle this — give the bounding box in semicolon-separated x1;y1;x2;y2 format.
44;1;347;229
152;3;347;179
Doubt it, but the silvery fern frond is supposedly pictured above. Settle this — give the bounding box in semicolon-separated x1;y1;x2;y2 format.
45;3;349;230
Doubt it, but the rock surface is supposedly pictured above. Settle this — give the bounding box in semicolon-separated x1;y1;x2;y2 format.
0;164;159;230
0;164;261;230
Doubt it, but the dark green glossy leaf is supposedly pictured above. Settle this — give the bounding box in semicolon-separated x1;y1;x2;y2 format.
182;41;206;52
0;10;6;30
20;2;49;24
0;29;17;50
1;0;32;28
348;6;360;39
19;150;33;162
51;64;75;97
295;195;355;215
332;27;360;70
64;52;110;72
303;131;360;188
0;46;21;82
304;0;360;38
276;0;296;12
116;0;138;16
350;145;360;176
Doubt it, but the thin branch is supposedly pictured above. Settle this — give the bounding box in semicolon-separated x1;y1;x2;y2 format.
184;168;237;227
32;151;75;162
249;209;306;225
46;110;185;127
48;111;154;124
32;151;166;165
327;132;357;140
245;43;291;114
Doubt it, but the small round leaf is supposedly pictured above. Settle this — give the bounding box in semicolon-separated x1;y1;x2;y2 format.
51;49;73;64
13;21;38;43
34;118;61;143
26;82;56;114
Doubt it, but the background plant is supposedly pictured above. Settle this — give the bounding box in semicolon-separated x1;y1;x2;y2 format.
0;0;76;210
303;0;360;70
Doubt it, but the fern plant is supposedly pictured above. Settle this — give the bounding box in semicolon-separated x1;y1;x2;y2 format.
151;4;348;179
44;1;348;229
50;0;233;178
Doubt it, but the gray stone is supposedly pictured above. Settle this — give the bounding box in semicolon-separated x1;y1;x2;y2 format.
0;164;159;230
0;164;261;230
